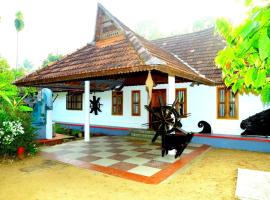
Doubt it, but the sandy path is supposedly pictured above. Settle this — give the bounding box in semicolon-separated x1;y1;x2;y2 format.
0;148;269;200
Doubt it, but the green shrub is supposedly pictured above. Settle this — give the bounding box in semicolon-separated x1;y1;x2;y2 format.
0;57;37;157
71;129;80;136
0;105;37;156
54;124;68;134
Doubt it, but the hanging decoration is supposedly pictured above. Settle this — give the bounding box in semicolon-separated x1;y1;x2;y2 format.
90;96;103;115
145;71;155;105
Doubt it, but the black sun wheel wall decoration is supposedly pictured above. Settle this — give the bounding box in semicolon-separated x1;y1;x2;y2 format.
90;96;103;115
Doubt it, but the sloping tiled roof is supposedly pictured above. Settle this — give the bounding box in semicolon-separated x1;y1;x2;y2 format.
15;4;214;87
153;28;225;83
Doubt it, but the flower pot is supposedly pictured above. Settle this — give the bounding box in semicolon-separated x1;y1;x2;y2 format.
17;146;25;160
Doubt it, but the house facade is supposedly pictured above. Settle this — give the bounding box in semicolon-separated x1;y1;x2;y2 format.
52;82;265;136
16;4;267;137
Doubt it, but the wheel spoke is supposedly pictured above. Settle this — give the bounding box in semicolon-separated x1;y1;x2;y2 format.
145;106;162;120
172;96;179;108
151;120;162;124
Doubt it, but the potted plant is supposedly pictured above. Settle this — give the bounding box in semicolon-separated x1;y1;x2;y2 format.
17;146;25;160
71;129;82;138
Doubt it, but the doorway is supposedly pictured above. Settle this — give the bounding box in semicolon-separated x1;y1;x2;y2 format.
149;89;166;130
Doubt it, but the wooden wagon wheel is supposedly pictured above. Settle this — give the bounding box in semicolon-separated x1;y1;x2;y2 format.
145;96;182;143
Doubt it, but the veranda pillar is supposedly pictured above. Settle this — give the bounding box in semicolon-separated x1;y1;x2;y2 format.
84;80;90;141
167;75;175;105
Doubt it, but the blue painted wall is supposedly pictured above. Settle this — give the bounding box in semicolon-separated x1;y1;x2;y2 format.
192;136;270;153
56;122;270;153
57;123;129;136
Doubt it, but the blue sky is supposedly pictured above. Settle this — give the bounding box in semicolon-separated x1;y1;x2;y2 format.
0;0;247;69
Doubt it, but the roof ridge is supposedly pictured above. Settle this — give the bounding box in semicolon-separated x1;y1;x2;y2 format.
125;30;213;81
172;54;211;80
125;30;166;65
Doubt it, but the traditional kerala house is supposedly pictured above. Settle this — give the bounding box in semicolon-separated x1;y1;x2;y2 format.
15;4;269;151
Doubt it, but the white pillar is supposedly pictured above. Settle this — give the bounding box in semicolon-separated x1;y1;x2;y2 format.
167;75;176;153
46;110;53;139
84;80;90;142
167;75;175;105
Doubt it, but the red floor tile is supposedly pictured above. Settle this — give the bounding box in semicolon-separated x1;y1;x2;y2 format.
133;148;153;152
77;155;101;162
110;162;137;171
109;148;126;153
143;160;170;169
107;154;130;161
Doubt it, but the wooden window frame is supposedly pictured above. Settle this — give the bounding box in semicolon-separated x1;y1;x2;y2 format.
131;90;141;116
216;87;239;120
112;91;123;115
66;92;83;110
175;88;187;117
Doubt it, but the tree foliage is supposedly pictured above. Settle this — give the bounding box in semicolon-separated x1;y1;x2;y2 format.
0;57;34;112
14;11;24;32
215;1;270;104
42;53;63;67
23;59;34;70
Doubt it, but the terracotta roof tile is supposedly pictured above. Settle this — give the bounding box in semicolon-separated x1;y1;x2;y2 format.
153;28;225;83
15;4;214;87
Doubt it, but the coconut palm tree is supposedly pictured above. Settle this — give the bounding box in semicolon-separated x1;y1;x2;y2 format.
14;11;24;70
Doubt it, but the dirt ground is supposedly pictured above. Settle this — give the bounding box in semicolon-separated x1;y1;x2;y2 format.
0;148;269;200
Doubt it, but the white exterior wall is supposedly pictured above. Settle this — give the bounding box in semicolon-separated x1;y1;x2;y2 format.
53;85;149;129
52;82;267;135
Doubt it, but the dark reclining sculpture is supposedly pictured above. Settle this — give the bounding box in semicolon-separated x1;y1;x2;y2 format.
240;108;270;137
161;131;194;159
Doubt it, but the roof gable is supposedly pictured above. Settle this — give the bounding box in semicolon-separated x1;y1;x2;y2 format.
94;3;124;42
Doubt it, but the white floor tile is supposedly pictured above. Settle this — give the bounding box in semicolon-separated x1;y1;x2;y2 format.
91;151;115;158
146;149;161;155
123;157;149;165
62;152;88;160
117;146;138;150
128;166;161;176
153;155;178;163
119;151;142;157
91;158;119;167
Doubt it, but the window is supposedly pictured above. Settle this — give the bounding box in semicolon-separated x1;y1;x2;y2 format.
175;88;187;116
112;91;123;115
131;90;140;116
217;87;238;119
66;92;82;110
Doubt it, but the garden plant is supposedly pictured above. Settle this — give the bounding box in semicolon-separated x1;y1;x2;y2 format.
0;57;37;157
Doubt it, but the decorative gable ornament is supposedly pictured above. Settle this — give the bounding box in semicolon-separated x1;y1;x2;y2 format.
145;71;156;105
95;3;124;41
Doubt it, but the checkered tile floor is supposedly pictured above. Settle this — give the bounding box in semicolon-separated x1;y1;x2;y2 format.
41;136;209;184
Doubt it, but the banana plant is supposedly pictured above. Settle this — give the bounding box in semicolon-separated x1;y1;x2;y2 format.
0;83;33;112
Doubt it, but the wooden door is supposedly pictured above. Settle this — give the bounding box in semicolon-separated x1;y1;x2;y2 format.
149;89;166;129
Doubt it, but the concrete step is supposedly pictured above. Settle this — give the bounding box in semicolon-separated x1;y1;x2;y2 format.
129;129;161;142
129;128;155;135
